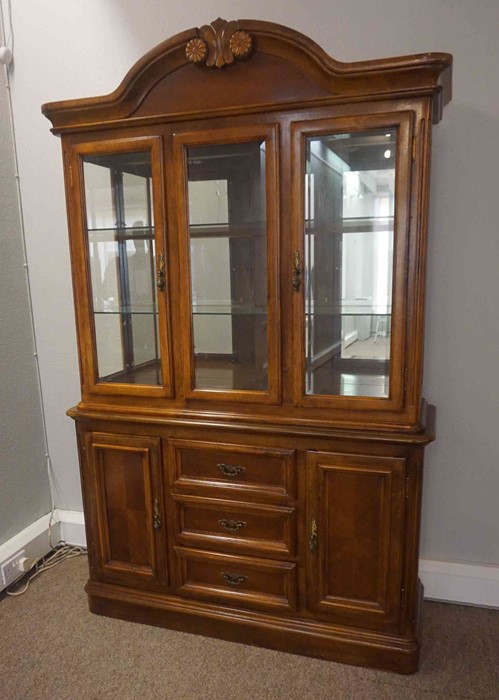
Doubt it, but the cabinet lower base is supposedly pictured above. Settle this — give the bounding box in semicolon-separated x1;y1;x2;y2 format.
85;579;423;674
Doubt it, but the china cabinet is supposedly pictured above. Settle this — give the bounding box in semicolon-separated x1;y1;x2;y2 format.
43;19;452;673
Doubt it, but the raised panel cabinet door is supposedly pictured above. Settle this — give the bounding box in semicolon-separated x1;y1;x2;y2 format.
83;433;168;590
307;451;406;630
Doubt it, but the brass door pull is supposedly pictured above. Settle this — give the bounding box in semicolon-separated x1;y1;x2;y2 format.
157;253;166;291
292;250;302;292
222;572;248;586
153;498;162;531
219;518;247;532
217;463;246;478
309;519;318;552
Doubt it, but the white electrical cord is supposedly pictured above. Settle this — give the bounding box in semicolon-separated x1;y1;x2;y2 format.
5;544;87;597
0;2;81;554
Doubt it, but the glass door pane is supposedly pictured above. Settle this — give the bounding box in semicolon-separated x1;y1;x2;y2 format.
304;128;396;398
185;140;269;393
83;150;161;386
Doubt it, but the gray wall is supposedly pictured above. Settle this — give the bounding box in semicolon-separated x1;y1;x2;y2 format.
6;0;499;566
0;71;52;546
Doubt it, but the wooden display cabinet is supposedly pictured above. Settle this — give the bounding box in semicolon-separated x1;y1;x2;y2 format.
43;18;452;673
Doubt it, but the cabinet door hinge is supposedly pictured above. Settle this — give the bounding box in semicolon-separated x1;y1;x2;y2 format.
412;136;417;162
404;367;409;393
69;164;74;188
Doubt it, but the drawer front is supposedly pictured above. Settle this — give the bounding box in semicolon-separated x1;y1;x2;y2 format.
169;439;296;501
174;547;297;612
173;494;296;557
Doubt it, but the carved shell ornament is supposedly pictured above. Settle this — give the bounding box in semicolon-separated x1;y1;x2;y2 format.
185;18;253;68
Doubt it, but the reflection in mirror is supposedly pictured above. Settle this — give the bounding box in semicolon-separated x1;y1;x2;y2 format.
304;129;396;398
83;151;161;385
186;141;268;392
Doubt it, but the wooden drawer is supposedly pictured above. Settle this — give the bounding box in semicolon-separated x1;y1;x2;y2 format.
172;494;296;558
168;439;296;501
174;547;297;612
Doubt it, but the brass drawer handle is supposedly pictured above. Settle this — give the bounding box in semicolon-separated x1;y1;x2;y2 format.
217;463;246;478
222;572;248;586
157;253;166;291
219;518;247;532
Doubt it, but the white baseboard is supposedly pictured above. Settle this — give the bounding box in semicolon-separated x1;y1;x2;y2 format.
2;514;498;607
420;559;499;609
55;509;86;547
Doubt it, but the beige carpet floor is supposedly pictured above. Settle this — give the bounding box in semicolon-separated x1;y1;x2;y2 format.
0;556;498;700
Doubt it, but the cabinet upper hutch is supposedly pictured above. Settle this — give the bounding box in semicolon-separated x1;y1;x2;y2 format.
43;18;451;673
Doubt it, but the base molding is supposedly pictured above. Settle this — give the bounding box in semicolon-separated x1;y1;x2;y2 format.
419;559;499;609
86;579;421;674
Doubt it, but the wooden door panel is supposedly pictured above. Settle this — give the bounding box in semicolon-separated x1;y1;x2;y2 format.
307;451;405;629
85;432;167;590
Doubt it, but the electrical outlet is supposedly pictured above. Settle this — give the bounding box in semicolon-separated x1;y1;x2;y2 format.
1;549;27;587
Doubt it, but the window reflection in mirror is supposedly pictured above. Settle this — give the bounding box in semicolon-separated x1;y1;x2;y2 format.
304;129;396;398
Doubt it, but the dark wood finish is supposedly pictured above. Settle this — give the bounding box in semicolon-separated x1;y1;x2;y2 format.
307;451;405;630
44;19;451;674
42;20;451;133
171;493;296;558
168;438;296;501
173;546;297;612
83;432;167;590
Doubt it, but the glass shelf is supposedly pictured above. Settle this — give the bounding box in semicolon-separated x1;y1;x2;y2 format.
88;226;155;239
93;303;158;315
189;223;266;239
192;304;267;316
305;216;393;236
305;304;392;317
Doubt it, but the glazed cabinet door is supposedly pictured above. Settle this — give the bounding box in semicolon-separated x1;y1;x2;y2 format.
172;124;280;404
291;112;413;413
307;451;406;630
82;432;168;591
69;137;173;397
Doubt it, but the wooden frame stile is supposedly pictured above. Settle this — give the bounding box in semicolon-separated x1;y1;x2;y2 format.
172;123;281;405
291;110;414;417
70;135;174;399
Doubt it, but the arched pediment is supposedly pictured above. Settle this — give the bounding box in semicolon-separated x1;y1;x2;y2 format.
42;18;452;132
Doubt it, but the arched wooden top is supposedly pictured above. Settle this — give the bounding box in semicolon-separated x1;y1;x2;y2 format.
42;18;452;133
